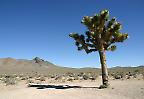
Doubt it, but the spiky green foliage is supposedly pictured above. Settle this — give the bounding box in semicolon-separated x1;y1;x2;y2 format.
69;10;129;53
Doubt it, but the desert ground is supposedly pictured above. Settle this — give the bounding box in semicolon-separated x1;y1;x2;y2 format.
0;77;144;99
0;58;144;99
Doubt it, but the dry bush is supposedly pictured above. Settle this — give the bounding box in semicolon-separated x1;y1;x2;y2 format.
112;72;124;79
39;76;46;81
54;75;66;82
77;72;85;77
54;75;63;80
50;74;57;78
2;75;17;86
26;79;34;84
67;78;74;82
82;75;89;80
88;73;98;80
66;72;75;77
73;76;79;80
20;77;29;80
89;76;97;80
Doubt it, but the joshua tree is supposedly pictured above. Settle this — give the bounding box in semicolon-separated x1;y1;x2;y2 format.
69;9;129;88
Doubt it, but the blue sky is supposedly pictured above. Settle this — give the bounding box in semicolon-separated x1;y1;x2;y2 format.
0;0;144;68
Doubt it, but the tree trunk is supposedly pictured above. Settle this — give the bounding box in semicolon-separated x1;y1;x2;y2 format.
99;50;109;87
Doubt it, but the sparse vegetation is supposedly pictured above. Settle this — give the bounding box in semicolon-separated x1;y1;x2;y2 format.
112;72;124;79
67;78;74;82
26;79;34;84
1;75;17;86
82;75;89;80
39;76;46;81
0;66;143;86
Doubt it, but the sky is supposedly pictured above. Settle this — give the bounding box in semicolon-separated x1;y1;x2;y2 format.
0;0;144;68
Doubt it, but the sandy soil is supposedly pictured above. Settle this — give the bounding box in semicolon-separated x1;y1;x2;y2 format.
0;79;144;99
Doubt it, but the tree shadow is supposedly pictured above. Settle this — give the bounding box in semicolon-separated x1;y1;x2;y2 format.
28;84;99;89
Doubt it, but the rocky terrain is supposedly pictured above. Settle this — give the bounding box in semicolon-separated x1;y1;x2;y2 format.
0;76;144;99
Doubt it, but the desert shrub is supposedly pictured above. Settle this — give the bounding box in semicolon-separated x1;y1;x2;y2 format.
125;72;136;79
134;69;140;73
112;72;124;79
39;76;46;81
127;72;132;76
54;75;66;82
43;75;48;78
88;73;98;80
46;74;53;79
78;72;84;77
34;74;40;78
67;78;74;82
19;74;24;78
114;74;122;79
74;76;79;80
20;75;29;80
20;77;28;80
0;75;3;81
89;75;98;80
26;79;34;84
76;72;97;80
28;76;33;79
133;74;137;78
0;75;3;78
126;75;130;79
50;74;56;78
66;72;74;77
35;76;46;81
83;75;89;80
13;74;18;78
55;75;63;80
2;76;17;85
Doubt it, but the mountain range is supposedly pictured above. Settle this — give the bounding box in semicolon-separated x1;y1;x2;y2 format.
0;57;143;75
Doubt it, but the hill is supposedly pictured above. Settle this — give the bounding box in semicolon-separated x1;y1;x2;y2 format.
0;57;143;75
0;57;99;75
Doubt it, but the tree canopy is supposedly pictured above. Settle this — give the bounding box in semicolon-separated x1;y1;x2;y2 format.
69;10;129;53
